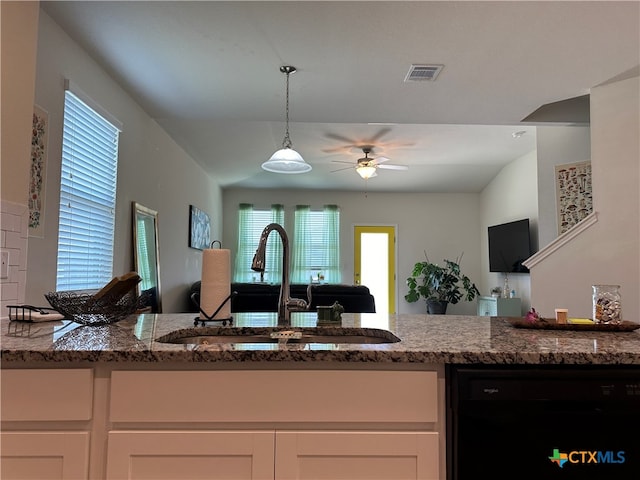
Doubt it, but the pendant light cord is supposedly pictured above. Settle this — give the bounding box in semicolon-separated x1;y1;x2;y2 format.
282;69;292;149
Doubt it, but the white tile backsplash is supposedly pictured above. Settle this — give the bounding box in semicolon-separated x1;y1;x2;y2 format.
1;200;29;320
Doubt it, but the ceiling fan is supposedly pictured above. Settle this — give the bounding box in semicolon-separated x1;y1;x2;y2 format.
331;147;408;179
322;128;415;155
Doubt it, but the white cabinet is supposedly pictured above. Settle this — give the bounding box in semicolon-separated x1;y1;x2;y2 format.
109;370;438;424
107;370;443;480
107;431;275;480
0;369;93;480
275;431;439;480
106;430;439;480
1;432;90;480
477;296;522;316
0;368;443;479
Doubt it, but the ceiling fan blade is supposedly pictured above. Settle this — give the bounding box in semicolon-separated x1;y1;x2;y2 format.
367;127;392;143
330;165;356;173
331;160;355;165
393;141;416;149
322;145;353;154
325;132;359;144
374;156;391;164
378;164;408;170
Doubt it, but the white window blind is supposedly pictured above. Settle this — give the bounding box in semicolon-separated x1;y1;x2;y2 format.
233;204;284;283
291;205;340;283
56;90;120;291
306;210;327;269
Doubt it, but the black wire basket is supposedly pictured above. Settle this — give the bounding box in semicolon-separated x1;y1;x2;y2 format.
45;289;143;326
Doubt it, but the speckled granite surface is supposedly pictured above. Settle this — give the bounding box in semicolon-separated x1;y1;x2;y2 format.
1;313;639;365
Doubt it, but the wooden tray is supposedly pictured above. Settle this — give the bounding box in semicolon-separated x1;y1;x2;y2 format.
507;317;640;332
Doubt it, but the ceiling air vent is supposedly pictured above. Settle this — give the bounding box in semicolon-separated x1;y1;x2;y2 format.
404;64;444;82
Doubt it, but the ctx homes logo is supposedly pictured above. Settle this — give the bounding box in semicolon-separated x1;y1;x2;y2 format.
549;448;626;468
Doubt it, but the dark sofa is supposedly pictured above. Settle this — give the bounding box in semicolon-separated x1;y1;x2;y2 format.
189;282;376;314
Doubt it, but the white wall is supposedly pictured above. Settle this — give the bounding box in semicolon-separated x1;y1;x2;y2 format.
529;75;639;320
24;10;222;312
536;126;591;248
0;2;39;318
479;150;538;314
1;1;38;205
222;189;482;315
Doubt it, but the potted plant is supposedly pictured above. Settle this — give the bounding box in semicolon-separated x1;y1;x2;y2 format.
405;253;480;314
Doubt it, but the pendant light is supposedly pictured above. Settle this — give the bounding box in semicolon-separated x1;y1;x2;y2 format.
262;66;312;174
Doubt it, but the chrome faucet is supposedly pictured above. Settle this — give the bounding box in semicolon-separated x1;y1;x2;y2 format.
251;223;309;325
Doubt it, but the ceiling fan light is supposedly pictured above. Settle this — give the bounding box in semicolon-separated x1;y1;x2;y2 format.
262;147;312;173
356;165;377;179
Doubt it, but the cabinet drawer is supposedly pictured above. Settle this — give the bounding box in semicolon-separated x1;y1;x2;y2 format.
1;369;93;421
110;370;438;424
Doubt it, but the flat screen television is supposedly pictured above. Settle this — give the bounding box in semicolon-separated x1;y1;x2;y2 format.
488;219;532;273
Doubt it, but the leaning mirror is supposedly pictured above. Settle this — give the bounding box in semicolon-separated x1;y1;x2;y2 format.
132;202;162;313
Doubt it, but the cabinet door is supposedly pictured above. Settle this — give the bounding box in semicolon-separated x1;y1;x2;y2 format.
1;431;90;480
275;431;439;480
106;431;274;480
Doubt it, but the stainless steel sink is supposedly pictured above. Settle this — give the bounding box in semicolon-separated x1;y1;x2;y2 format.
155;327;400;345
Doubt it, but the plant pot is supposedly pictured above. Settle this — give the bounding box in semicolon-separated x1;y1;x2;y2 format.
426;300;448;315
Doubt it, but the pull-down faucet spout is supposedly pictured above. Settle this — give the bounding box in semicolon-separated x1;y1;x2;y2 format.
251;223;308;325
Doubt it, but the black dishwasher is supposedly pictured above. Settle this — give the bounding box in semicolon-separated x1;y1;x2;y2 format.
447;365;640;480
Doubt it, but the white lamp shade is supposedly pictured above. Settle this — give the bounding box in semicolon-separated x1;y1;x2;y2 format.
356;165;377;179
262;147;312;173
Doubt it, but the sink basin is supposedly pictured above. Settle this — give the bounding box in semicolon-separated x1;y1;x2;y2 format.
155;327;400;345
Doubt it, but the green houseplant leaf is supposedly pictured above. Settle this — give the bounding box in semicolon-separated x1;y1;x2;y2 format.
404;253;480;309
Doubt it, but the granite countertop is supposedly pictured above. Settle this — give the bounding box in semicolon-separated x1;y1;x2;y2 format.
1;312;639;365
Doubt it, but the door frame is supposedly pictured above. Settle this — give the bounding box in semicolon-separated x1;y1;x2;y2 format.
353;224;398;314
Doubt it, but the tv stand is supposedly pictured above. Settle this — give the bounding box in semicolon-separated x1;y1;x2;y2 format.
477;296;522;317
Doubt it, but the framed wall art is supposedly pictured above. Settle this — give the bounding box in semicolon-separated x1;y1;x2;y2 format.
189;205;211;250
555;160;592;235
29;105;49;237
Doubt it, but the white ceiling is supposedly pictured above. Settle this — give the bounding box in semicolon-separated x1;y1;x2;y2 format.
42;1;639;193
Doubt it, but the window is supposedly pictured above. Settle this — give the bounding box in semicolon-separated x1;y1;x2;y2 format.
233;204;340;285
233;204;284;283
56;87;121;291
291;205;340;283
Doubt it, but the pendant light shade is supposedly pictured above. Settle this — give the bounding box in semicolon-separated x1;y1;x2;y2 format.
262;66;312;174
263;147;311;173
